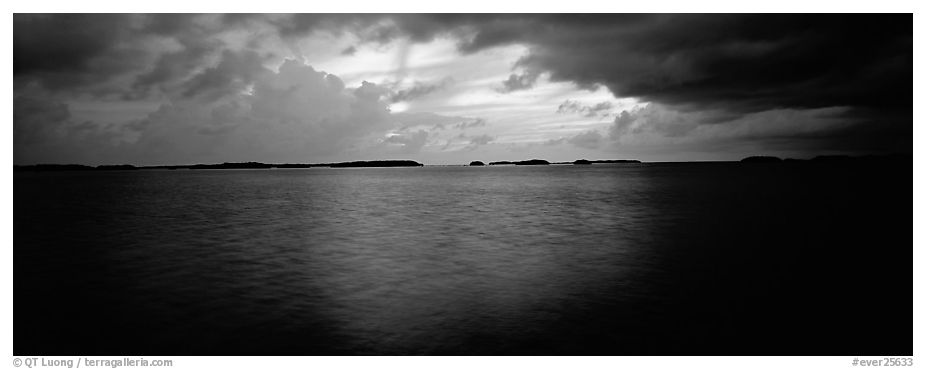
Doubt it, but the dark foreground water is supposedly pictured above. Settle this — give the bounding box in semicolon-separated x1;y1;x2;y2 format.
15;162;910;355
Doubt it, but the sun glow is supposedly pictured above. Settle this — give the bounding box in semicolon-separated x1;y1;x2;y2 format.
389;102;409;113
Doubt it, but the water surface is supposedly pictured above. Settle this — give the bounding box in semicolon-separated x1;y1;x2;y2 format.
15;163;911;355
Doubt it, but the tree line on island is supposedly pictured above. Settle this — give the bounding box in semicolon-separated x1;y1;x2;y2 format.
13;159;642;171
739;154;911;164
468;159;642;166
13;160;425;171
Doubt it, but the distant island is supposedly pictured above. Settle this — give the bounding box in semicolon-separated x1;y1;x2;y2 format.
469;161;485;166
740;156;783;163
489;159;550;166
188;162;274;169
740;154;910;164
96;164;140;170
329;160;423;168
569;159;641;164
515;159;550;165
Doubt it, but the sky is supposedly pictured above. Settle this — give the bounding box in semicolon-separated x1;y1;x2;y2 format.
13;14;912;165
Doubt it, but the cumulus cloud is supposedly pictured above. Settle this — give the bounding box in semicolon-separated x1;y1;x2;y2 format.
556;100;614;118
256;14;909;112
266;14;910;154
468;134;494;146
497;69;541;93
453;118;487;130
459;134;495;151
181;50;268;100
542;137;566;146
609;104;701;139
389;77;453;103
392;112;485;132
383;130;430;154
18;14;909;115
438;133;495;152
14;38;486;165
540;130;603;149
341;46;357;56
567;130;604;149
16;51;408;164
288;14;909;155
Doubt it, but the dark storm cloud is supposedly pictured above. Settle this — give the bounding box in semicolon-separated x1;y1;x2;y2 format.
272;14;909;129
444;14;909;153
181;50;268;100
13;14;912;163
14;14;140;90
14;14;128;75
16;14;912;107
271;14;489;43
516;15;911;114
14;14;234;97
17;14;910;114
390;14;910;115
13;95;71;144
131;15;230;96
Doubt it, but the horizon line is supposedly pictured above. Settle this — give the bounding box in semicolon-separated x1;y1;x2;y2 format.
11;153;912;170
